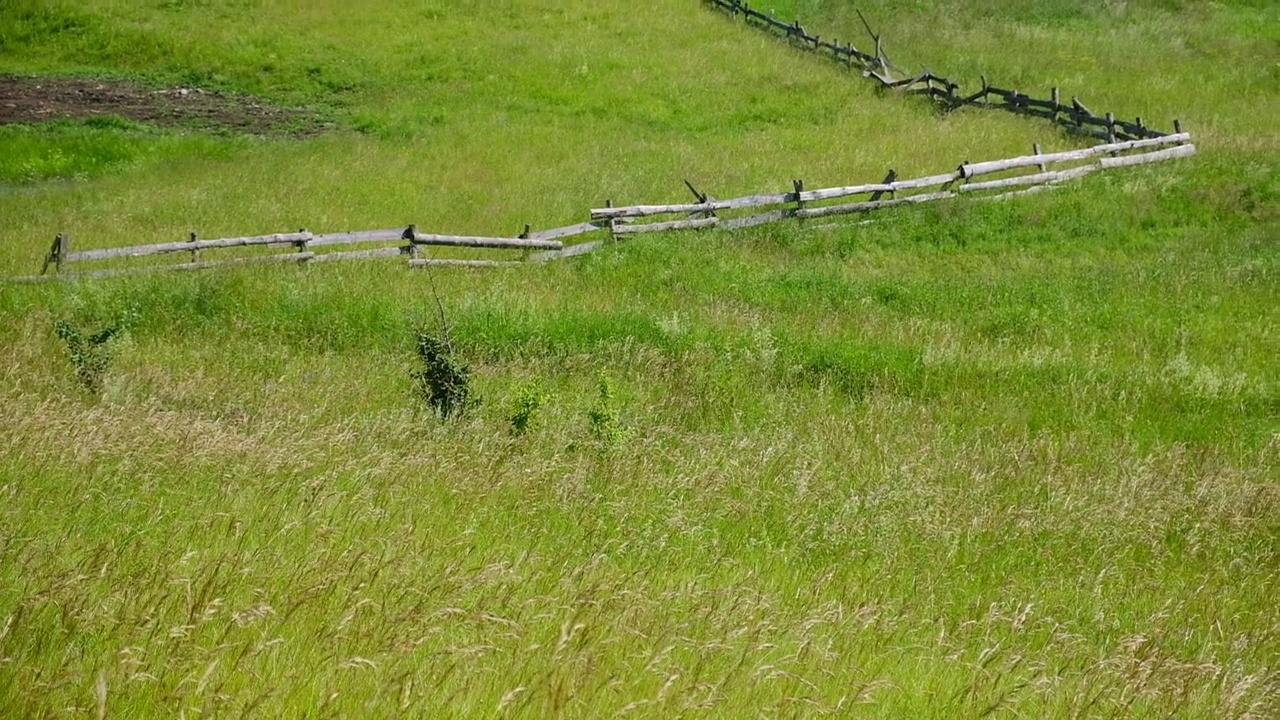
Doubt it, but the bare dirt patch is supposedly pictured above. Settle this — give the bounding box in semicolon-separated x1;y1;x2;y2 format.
0;75;331;136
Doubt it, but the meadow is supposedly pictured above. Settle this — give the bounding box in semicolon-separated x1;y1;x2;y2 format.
0;0;1276;717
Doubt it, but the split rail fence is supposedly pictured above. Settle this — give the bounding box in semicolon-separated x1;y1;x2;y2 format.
12;132;1194;283
22;222;609;282
706;0;1180;143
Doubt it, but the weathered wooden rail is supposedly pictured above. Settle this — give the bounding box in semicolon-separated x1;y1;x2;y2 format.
705;0;1179;142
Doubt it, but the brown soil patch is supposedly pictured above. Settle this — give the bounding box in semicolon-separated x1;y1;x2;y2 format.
0;75;331;136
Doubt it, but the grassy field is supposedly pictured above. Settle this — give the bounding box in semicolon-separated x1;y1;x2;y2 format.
1;0;1277;717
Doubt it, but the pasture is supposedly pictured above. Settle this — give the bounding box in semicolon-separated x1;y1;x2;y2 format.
0;1;1276;716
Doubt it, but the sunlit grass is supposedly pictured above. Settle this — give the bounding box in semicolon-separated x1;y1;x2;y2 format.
0;0;1277;717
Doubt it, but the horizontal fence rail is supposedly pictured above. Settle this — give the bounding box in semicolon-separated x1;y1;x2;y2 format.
705;0;1180;142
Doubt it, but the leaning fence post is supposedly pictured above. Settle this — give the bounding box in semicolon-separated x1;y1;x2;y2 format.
41;233;69;275
869;169;897;201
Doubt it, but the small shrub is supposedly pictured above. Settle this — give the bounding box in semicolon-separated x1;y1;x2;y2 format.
412;329;475;420
586;375;626;446
508;383;548;436
55;320;120;394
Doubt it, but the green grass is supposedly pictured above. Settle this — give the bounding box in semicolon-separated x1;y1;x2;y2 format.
1;1;1277;717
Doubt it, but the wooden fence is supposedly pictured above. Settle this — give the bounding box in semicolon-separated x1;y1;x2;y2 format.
706;0;1180;142
9;132;1194;282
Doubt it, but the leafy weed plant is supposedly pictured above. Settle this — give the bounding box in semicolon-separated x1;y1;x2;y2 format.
587;375;627;447
54;319;120;394
412;328;475;420
508;382;548;436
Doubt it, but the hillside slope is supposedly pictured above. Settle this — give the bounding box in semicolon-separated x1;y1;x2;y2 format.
0;1;1276;717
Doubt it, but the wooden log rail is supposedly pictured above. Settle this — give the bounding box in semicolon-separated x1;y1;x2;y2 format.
704;0;1177;142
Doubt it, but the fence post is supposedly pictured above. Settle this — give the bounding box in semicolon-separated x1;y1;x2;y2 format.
1106;112;1116;144
518;224;532;261
188;232;200;264
1051;87;1060;123
792;180;805;216
297;228;311;262
684;180;716;220
41;233;69;275
869;169;897;201
606;200;617;243
1033;144;1045;173
405;224;418;262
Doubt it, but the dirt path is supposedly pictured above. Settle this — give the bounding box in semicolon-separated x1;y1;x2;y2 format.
0;75;329;136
